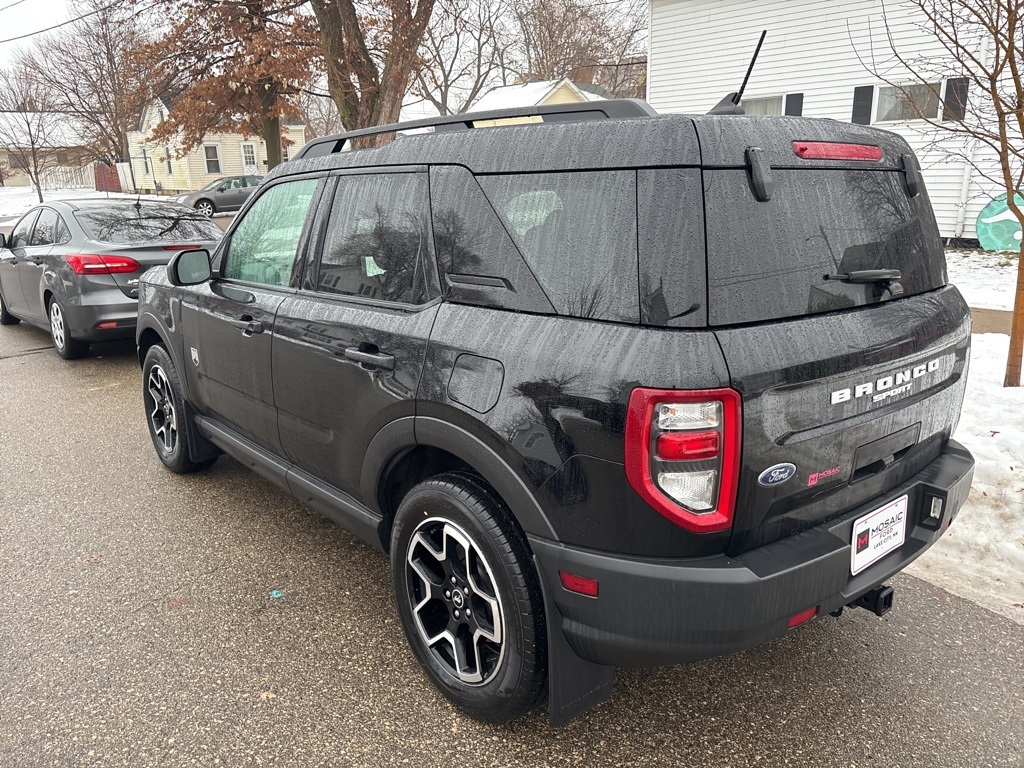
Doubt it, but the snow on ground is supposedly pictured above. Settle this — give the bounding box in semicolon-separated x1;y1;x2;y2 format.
0;187;164;223
946;248;1019;312
906;332;1024;624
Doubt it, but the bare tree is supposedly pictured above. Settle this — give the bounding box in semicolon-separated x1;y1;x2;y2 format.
413;0;513;115
0;67;73;203
864;0;1024;386
298;81;346;140
17;0;155;161
308;0;437;136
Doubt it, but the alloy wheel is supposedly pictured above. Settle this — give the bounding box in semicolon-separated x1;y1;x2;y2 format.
49;301;66;350
405;517;506;686
196;201;214;217
147;364;178;454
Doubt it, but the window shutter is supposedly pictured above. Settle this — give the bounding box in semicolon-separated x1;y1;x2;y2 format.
851;86;874;125
784;93;804;116
943;77;969;122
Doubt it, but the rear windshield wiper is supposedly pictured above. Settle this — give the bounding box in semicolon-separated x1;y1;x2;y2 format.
825;269;904;296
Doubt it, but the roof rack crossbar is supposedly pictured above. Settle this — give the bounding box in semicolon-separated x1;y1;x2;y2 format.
295;99;657;159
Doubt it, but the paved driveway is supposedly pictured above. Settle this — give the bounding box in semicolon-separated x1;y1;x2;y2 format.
1;324;1022;768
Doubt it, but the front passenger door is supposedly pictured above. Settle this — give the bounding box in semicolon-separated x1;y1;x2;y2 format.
181;176;322;454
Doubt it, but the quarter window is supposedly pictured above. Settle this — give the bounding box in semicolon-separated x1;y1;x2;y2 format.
316;174;436;305
223;178;319;287
479;171;639;322
875;84;940;122
204;145;222;175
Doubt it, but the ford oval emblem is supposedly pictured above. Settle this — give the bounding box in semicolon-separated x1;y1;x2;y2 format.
758;463;796;487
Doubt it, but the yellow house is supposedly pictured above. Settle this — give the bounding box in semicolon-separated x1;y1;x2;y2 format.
467;78;610;126
127;98;306;194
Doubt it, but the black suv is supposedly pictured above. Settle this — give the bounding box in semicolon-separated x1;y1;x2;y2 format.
136;100;974;725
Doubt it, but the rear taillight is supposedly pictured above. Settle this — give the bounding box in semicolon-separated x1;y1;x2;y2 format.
792;141;883;161
65;254;141;275
625;388;742;533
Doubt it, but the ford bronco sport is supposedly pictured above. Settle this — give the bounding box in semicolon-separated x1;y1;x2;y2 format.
136;99;974;725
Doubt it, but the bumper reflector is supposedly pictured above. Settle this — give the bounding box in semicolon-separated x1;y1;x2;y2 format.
787;605;819;629
559;571;599;597
96;322;118;329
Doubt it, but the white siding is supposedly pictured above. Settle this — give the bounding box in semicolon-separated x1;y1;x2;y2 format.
648;0;1000;238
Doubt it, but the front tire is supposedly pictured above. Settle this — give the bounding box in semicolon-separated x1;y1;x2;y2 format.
142;344;216;474
48;298;88;359
0;289;20;325
391;473;547;723
194;199;215;217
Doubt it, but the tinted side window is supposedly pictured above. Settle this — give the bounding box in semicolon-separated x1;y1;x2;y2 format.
54;214;71;244
316;173;437;305
224;178;319;287
479;171;639;322
10;212;38;249
30;209;59;246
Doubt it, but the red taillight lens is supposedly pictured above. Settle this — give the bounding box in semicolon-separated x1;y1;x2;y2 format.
625;387;742;534
792;141;883;161
788;605;819;629
65;254;141;275
559;571;599;597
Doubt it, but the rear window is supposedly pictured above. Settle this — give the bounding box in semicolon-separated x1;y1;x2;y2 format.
703;169;946;326
75;204;224;245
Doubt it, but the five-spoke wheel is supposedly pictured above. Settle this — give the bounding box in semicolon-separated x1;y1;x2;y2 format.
147;364;178;455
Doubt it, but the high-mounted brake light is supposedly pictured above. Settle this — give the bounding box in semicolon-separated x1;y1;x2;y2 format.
792;141;883;161
625;388;742;534
65;254;141;275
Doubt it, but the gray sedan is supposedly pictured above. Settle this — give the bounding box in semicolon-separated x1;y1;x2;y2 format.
170;176;263;216
0;200;223;359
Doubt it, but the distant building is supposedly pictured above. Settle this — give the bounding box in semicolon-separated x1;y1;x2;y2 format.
647;0;1000;240
469;78;611;113
0;112;94;189
127;97;306;193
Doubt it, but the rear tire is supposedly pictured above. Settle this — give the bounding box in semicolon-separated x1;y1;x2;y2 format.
0;289;20;325
142;344;217;474
48;298;88;359
390;472;547;723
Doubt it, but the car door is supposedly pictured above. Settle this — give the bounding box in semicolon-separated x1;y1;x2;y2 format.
180;175;324;454
19;207;62;322
0;211;39;317
223;177;248;210
273;168;441;498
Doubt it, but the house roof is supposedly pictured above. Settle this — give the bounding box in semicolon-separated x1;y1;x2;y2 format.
468;78;607;112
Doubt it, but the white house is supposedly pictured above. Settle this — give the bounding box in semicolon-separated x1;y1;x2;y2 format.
647;0;1000;240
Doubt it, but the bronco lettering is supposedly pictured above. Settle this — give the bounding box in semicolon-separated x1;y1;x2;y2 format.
831;358;941;405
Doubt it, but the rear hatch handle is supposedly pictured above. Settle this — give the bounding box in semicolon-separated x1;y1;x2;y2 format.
825;269;905;297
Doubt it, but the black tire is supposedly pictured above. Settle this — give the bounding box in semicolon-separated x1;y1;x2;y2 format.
390;472;547;723
47;297;88;360
0;289;20;325
142;344;217;474
194;199;215;217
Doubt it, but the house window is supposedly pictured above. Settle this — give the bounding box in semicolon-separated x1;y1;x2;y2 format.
164;146;172;175
875;83;940;122
204;145;222;174
281;144;290;162
741;96;783;116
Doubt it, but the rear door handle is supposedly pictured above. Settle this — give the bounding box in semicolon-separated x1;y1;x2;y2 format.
228;315;263;335
344;347;395;370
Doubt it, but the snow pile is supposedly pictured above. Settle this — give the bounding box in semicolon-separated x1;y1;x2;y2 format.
946;248;1019;312
0;187;163;222
907;333;1024;623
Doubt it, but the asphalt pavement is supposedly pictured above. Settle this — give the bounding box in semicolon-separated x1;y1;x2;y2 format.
1;322;1023;768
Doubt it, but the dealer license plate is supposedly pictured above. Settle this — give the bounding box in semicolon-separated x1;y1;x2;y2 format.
851;495;908;575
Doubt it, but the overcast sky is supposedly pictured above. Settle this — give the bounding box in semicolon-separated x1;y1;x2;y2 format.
0;0;72;66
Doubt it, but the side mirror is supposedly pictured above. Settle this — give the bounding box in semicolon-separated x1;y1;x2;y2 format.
216;184;229;193
0;232;6;249
167;249;212;286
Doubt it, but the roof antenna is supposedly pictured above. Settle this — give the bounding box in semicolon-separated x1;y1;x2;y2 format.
707;29;767;115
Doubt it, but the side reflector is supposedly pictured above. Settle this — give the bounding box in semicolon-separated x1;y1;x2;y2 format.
559;571;599;597
792;141;883;161
788;605;819;629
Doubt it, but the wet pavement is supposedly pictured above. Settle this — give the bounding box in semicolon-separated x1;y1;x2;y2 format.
1;321;1022;768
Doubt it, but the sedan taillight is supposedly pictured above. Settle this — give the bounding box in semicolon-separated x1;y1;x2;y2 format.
65;254;141;275
625;387;742;533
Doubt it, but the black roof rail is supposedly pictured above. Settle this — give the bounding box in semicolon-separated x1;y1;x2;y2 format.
295;99;658;160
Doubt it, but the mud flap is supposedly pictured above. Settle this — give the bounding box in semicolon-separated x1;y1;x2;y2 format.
534;556;615;726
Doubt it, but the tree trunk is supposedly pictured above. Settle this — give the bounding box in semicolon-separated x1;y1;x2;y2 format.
263;114;282;170
1004;241;1024;387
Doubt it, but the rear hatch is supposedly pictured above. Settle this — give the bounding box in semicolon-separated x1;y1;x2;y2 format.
694;117;971;555
73;203;223;298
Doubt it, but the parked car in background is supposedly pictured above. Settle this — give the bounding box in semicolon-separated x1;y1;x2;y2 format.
170;176;263;216
0;200;223;359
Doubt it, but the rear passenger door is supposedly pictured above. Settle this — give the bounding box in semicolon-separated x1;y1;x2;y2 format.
273;168;440;498
181;176;323;454
19;207;64;322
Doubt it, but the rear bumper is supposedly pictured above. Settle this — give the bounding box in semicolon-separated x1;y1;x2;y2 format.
530;439;974;668
65;289;138;341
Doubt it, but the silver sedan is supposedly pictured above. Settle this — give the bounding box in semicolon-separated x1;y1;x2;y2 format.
169;176;263;216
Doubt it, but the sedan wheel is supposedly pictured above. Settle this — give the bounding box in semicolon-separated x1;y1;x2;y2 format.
195;200;215;217
0;289;21;325
48;298;88;359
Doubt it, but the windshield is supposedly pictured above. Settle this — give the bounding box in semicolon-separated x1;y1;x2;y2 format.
75;203;224;244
